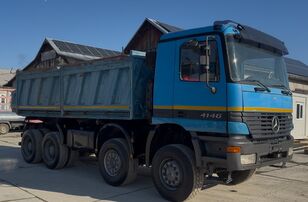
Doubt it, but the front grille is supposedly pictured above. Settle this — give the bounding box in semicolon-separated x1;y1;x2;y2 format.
229;112;293;139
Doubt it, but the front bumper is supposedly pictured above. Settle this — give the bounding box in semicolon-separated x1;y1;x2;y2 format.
195;134;293;171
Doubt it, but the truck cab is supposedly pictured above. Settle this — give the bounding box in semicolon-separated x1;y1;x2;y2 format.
153;20;293;175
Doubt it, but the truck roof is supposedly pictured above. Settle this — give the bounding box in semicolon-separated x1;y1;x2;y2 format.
160;26;214;41
160;20;288;55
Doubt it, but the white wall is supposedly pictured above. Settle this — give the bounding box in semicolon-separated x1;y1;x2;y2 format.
291;92;308;139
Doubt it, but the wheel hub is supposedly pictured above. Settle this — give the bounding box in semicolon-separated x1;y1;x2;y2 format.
48;145;55;157
104;149;121;176
160;159;181;189
44;139;56;161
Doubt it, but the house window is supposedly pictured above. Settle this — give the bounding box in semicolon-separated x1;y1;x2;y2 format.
1;98;5;104
296;103;304;119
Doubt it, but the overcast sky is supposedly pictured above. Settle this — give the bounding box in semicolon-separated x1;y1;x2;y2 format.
0;0;307;68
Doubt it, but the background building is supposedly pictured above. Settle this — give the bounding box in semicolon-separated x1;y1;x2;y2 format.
124;18;182;54
5;38;121;87
0;69;15;111
286;58;308;139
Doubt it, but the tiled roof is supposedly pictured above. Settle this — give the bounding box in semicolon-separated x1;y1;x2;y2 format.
285;57;308;77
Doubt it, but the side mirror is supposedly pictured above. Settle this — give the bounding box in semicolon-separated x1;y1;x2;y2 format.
199;55;207;66
199;41;210;69
201;37;216;94
186;39;199;47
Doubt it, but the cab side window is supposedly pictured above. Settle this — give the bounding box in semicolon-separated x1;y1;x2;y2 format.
180;39;219;82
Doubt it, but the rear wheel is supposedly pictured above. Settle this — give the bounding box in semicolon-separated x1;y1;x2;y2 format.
0;123;10;135
21;129;43;163
98;138;137;186
65;149;79;167
41;132;68;169
152;144;204;201
218;169;256;185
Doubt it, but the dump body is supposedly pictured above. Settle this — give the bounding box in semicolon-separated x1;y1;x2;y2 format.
13;56;151;120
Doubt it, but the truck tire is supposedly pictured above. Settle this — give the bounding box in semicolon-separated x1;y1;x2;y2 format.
65;149;79;167
42;132;69;169
0;123;10;135
21;129;43;163
152;144;204;202
218;169;256;185
98;138;137;186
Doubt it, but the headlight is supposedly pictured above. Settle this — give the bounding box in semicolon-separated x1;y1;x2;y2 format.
240;154;256;165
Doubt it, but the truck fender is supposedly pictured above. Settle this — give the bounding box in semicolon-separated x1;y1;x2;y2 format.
145;127;202;167
96;123;134;157
190;132;202;167
145;128;156;166
56;123;65;144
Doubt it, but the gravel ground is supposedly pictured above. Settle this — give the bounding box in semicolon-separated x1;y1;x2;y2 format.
0;132;307;202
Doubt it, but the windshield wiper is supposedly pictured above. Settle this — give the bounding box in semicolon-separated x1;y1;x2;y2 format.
243;79;271;92
271;84;292;95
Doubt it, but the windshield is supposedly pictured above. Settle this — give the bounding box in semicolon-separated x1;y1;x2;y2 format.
227;38;289;88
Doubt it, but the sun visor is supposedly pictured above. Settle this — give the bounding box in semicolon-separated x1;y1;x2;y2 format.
214;20;289;55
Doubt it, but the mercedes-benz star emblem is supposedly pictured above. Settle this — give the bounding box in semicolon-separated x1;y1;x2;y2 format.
272;116;280;133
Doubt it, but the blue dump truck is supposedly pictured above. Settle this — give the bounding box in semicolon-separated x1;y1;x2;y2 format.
13;20;293;201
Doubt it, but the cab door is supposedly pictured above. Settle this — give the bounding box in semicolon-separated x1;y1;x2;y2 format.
172;35;227;133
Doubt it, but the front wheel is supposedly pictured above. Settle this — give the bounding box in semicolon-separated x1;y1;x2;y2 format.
152;144;204;202
218;169;256;185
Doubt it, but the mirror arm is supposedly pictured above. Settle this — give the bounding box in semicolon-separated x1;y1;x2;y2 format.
204;36;216;94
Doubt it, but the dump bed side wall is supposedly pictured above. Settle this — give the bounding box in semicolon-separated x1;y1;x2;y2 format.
14;56;150;120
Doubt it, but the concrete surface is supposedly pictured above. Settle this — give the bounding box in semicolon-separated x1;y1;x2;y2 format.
0;132;307;202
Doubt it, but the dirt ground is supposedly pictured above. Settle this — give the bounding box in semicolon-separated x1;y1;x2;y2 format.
0;132;307;202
